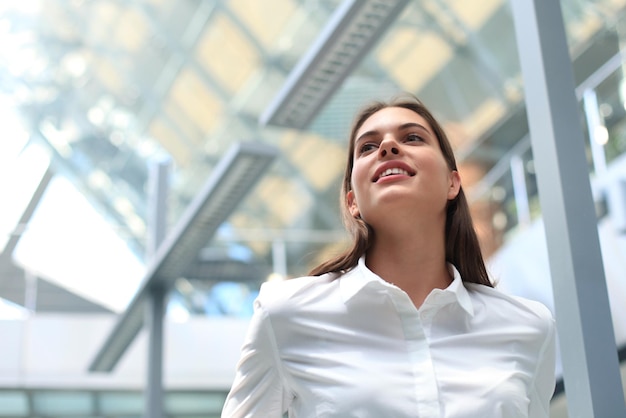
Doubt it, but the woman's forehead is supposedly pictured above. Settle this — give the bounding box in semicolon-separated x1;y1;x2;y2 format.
357;107;434;138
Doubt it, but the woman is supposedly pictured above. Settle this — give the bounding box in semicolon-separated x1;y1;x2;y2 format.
222;95;556;418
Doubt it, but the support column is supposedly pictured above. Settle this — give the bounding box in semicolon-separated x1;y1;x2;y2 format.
145;284;166;418
510;1;626;416
144;159;170;418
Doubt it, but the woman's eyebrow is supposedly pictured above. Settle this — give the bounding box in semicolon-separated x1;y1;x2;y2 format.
355;129;379;144
398;122;432;135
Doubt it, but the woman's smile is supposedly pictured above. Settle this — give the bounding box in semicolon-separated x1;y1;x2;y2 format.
372;161;416;183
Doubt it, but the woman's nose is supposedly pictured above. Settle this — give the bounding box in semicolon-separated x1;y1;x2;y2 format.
379;138;400;158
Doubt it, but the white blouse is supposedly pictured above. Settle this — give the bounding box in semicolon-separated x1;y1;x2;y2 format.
222;257;556;418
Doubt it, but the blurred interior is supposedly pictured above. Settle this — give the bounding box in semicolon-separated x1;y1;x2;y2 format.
1;0;626;416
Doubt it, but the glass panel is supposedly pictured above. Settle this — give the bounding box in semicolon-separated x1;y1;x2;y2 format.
32;391;93;415
164;392;227;414
0;390;28;416
229;0;298;49
98;391;143;414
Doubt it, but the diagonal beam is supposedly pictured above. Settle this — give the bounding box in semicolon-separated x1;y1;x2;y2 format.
260;0;410;129
88;142;278;372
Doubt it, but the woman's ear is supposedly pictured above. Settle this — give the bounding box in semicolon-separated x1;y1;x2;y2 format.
346;190;360;218
448;170;461;200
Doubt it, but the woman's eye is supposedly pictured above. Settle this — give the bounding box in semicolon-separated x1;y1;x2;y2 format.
406;134;423;143
359;143;377;154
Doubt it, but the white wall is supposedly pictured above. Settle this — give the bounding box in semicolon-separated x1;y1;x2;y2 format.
0;315;250;390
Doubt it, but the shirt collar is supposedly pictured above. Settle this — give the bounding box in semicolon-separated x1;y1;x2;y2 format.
339;256;474;317
339;256;384;303
442;264;475;317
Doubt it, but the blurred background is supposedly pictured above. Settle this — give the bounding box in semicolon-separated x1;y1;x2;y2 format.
1;0;625;416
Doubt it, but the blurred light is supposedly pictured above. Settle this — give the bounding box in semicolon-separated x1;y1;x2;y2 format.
492;211;508;230
109;131;124;146
266;272;285;282
126;214;146;237
167;302;190;323
61;52;87;78
174;277;194;294
594;125;609;145
137;139;160;158
87;170;112;190
113;196;135;218
7;0;41;14
599;103;613;118
110;108;132;129
87;107;105;126
491;186;506;202
0;18;11;33
0;298;29;319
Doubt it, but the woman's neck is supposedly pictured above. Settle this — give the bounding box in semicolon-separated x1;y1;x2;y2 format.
365;221;451;308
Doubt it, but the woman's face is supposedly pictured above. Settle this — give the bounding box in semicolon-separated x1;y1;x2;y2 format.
347;106;460;226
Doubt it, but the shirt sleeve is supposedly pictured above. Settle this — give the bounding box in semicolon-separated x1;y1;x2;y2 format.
221;298;290;418
528;311;557;418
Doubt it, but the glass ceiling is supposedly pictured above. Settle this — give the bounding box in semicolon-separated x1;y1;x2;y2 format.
1;0;626;317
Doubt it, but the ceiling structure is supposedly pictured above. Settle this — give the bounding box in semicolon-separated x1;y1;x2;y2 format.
3;0;625;317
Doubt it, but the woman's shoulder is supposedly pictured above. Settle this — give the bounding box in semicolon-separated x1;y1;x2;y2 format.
465;282;554;328
255;272;341;314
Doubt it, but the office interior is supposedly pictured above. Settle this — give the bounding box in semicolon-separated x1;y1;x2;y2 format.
1;0;626;416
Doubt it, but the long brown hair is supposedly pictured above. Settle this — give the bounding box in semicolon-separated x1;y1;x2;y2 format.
309;95;492;287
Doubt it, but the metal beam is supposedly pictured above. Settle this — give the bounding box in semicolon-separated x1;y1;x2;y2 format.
260;0;410;129
510;0;626;416
3;167;53;255
144;159;170;418
88;142;278;372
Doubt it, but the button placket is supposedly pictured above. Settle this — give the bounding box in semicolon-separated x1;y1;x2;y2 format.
388;289;442;418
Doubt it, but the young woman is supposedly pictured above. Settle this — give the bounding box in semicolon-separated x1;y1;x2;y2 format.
222;95;556;418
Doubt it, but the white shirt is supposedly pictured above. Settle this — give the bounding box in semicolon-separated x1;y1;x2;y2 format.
222;257;556;418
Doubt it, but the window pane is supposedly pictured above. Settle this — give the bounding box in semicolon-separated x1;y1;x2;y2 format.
32;391;93;415
0;391;28;416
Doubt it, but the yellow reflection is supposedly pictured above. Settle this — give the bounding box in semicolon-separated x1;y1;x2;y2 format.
115;9;148;52
195;13;260;93
168;68;224;136
149;118;192;166
378;28;452;92
256;175;313;227
446;0;502;30
90;55;125;96
88;1;121;39
163;101;204;146
229;0;297;49
281;131;344;191
463;98;506;144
